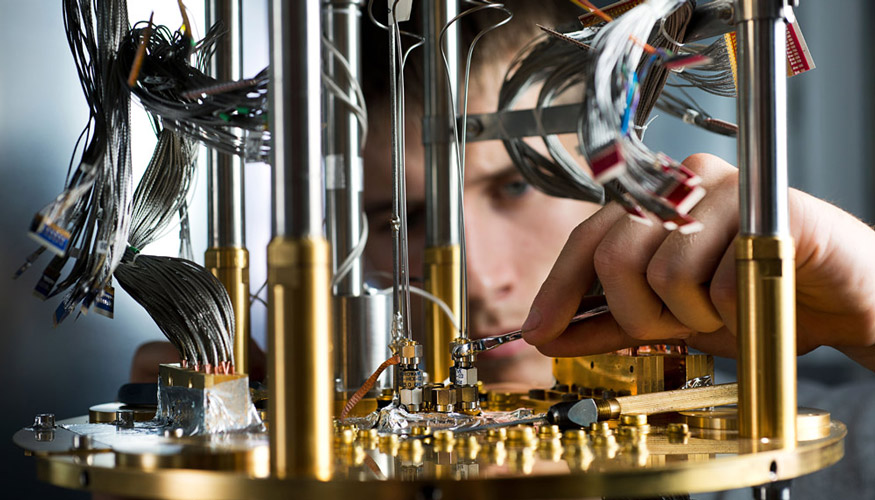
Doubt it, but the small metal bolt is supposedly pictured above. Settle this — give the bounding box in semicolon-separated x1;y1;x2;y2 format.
561;429;588;443
33;413;56;430
72;434;92;451
163;427;184;438
116;410;135;429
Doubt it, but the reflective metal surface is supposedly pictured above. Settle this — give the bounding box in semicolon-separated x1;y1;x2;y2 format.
27;415;846;499
324;0;365;296
335;293;393;396
734;0;797;449
423;0;464;381
268;0;334;480
205;0;246;247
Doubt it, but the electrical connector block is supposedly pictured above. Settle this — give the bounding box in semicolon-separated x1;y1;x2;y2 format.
28;215;71;257
589;142;626;183
94;286;115;318
157;363;261;435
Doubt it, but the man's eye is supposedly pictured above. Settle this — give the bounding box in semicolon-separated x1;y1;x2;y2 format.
499;179;532;199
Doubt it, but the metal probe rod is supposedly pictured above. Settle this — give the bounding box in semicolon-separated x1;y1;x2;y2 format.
268;0;334;480
204;0;250;375
735;0;797;448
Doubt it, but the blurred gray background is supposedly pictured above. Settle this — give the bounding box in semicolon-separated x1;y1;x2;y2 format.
0;1;872;498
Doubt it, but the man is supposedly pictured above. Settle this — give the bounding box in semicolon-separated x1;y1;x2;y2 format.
135;1;875;380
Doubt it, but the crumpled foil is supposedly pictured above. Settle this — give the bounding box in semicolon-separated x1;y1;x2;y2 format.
345;403;535;434
156;375;263;435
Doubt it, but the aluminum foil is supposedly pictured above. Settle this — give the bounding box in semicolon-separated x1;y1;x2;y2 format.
156;375;263;435
346;403;535;434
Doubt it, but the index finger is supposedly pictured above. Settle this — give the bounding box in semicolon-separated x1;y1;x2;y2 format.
522;202;627;347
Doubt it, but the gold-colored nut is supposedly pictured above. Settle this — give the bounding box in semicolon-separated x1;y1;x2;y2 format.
335;428;356;445
410;425;431;436
620;414;648;426
562;429;588;443
458;385;478;403
433;429;456;446
488;440;507;466
458;439;481;460
433;387;457;411
537;440;563;462
592;433;618;450
400;342;423;359
398;438;424;462
618;426;640;442
378;433;400;455
667;422;690;444
538;424;561;440
590;421;613;436
359;428;379;442
487;392;520;405
506;425;536;445
667;422;690;435
487;427;507;441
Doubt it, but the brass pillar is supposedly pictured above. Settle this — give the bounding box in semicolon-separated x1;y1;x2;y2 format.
424;245;461;383
267;237;334;479
205;247;250;374
735;236;797;446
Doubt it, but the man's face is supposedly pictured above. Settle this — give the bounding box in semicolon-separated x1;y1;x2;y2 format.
363;60;599;388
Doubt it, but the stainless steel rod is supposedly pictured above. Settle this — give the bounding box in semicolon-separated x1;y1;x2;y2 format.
324;0;365;296
737;0;790;237
423;0;460;247
270;0;324;239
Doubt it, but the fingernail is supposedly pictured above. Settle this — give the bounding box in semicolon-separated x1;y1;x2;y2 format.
521;307;541;334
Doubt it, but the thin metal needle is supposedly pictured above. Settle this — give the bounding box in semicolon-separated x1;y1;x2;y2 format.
452;296;610;358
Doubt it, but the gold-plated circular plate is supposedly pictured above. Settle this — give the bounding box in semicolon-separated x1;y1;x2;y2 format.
681;407;831;441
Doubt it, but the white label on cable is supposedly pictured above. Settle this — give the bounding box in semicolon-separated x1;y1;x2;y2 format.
388;0;413;23
325;154;346;190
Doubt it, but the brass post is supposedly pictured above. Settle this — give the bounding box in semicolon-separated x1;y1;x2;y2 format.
735;236;797;446
205;247;250;374
267;237;334;479
424;245;461;383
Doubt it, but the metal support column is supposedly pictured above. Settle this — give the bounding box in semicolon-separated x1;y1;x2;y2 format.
423;0;461;384
734;0;797;450
204;0;250;376
268;0;334;480
324;0;392;398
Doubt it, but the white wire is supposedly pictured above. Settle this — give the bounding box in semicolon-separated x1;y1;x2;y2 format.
365;283;462;335
331;212;369;290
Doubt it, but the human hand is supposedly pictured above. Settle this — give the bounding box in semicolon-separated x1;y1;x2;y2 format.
522;153;875;371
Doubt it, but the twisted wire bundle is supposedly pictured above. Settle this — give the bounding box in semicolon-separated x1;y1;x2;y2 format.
500;0;735;228
19;1;236;372
118;21;270;161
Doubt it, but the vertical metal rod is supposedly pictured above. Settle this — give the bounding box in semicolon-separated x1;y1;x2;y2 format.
268;0;334;480
735;0;797;447
204;0;250;375
324;0;365;296
423;0;462;383
388;15;412;343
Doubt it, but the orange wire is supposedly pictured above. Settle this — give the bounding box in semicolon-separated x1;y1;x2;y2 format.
575;1;659;55
629;35;659;55
177;0;193;43
578;0;614;23
340;355;401;421
127;12;153;87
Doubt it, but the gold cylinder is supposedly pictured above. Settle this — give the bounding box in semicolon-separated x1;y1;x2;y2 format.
205;247;251;375
735;235;797;447
267;237;334;480
424;245;461;384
